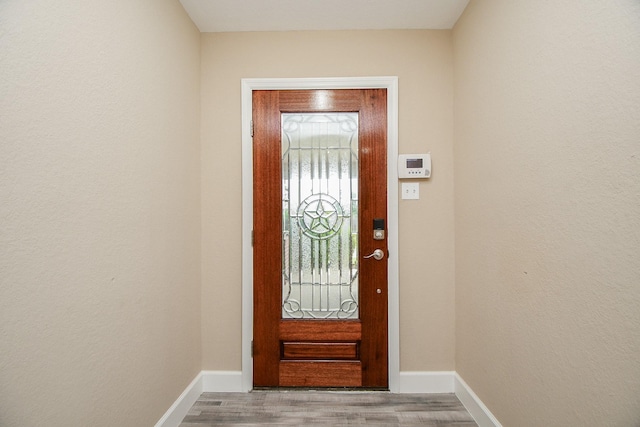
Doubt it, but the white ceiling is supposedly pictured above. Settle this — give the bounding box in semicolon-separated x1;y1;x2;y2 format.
179;0;470;32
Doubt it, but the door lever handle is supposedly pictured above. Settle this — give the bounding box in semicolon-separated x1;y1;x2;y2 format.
363;249;385;260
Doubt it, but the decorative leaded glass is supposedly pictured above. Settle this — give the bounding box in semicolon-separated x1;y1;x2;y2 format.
282;113;359;319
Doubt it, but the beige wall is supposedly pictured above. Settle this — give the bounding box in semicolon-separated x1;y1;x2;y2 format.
0;1;201;426
201;30;456;371
453;1;640;426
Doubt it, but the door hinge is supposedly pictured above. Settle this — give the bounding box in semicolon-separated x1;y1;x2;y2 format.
250;120;254;138
251;230;254;246
251;340;254;357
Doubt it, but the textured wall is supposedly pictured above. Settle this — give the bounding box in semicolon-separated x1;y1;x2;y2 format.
0;1;201;426
200;30;456;372
453;1;640;425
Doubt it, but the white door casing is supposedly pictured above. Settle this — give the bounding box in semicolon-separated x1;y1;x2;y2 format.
241;77;399;392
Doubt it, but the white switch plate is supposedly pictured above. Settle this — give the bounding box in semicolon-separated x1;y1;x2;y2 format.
401;182;419;200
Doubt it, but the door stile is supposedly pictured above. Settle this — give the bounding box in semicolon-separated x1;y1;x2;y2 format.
252;90;282;386
358;89;389;387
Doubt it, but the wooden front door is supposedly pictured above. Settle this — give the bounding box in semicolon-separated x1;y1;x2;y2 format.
252;89;388;388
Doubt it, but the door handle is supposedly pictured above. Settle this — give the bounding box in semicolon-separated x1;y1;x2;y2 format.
363;249;385;260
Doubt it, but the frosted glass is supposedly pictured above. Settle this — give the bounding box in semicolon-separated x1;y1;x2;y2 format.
282;113;359;319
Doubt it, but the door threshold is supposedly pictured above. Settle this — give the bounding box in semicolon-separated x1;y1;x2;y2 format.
251;387;390;392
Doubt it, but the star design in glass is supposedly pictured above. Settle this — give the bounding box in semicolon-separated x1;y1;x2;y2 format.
304;200;337;233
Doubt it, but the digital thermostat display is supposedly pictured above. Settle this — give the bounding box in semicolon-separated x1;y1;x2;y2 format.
406;158;423;169
398;153;431;179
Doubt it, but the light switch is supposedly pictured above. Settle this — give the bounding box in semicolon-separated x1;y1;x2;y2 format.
401;182;419;200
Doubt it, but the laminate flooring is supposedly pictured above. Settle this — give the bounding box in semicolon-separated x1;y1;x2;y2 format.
179;390;478;426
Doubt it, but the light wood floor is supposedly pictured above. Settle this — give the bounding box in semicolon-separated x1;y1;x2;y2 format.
179;390;478;426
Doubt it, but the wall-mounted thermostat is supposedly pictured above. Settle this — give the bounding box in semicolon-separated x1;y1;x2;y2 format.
398;153;431;179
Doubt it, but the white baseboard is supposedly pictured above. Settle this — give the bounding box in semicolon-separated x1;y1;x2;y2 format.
156;370;500;427
154;371;243;427
201;370;244;392
154;373;203;427
454;373;502;427
397;371;455;393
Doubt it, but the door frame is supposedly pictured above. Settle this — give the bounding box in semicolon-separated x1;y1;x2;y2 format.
241;77;399;392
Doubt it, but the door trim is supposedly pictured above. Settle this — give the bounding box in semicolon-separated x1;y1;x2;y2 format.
241;77;399;392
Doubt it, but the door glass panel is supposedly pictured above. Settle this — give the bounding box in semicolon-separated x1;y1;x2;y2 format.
282;113;359;319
